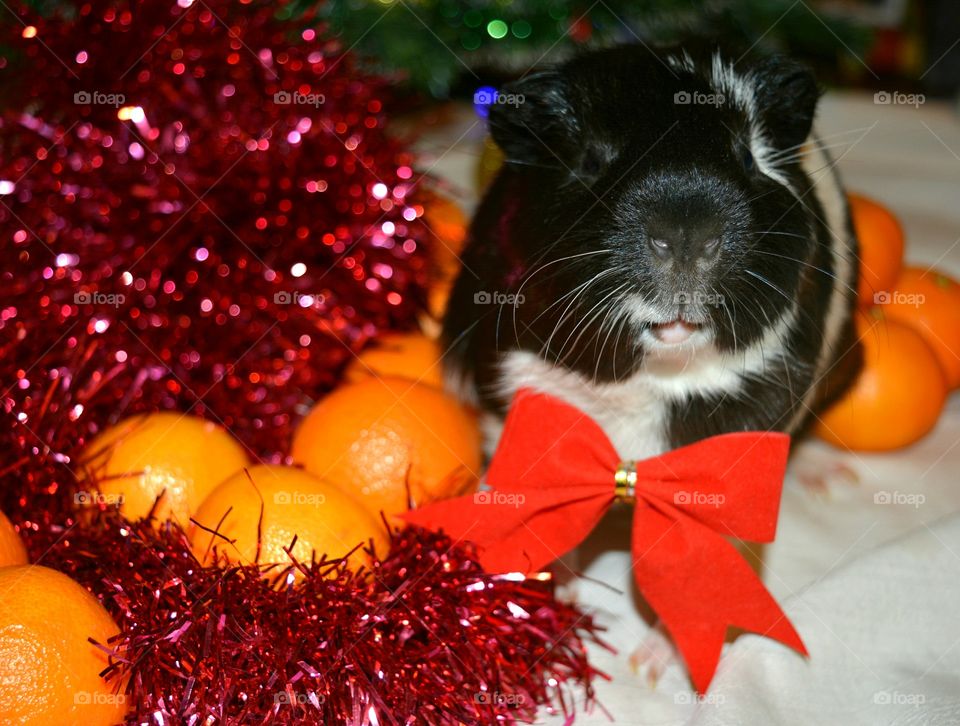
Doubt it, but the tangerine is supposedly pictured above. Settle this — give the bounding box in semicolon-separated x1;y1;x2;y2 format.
291;377;481;519
191;465;387;573
849;193;905;307
78;412;248;525
816;312;947;450
0;565;126;725
0;511;27;567
880;266;960;388
343;332;444;388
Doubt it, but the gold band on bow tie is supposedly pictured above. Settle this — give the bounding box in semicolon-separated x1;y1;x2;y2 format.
614;460;637;502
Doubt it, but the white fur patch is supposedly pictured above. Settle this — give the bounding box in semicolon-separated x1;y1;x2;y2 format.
786;130;857;429
494;349;669;458
707;52;795;193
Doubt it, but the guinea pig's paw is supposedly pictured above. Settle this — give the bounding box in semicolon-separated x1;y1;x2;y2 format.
791;457;860;497
628;622;679;688
554;578;580;604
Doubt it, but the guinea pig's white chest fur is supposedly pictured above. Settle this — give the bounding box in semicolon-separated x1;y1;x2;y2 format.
491;304;797;459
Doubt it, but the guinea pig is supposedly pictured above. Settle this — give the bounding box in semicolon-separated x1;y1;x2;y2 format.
443;43;862;460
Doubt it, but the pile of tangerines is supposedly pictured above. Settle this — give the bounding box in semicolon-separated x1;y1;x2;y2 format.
0;328;480;725
816;194;960;451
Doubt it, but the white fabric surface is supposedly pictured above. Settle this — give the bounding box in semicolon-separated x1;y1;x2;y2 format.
689;514;960;726
422;93;960;724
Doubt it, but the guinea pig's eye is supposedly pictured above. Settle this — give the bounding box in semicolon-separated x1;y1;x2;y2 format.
740;146;756;174
580;149;603;178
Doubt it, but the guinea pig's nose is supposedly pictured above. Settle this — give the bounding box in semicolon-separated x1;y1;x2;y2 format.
646;227;722;266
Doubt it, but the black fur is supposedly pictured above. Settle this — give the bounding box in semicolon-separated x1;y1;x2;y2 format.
445;43;861;447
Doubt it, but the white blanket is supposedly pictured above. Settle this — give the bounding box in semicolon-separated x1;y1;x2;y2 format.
549;446;960;724
691;512;960;726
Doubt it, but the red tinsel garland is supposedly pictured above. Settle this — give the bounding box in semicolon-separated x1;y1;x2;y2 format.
37;514;607;725
0;3;607;723
0;0;429;464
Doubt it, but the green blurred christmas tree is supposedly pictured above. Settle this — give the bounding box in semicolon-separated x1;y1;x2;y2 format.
290;0;872;96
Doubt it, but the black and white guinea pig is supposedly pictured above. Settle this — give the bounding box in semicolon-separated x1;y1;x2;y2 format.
443;43;862;459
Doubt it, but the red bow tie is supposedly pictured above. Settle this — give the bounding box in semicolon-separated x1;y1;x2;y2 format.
403;388;807;692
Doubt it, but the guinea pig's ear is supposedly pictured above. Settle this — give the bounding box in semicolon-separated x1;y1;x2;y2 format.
751;56;820;150
487;70;577;164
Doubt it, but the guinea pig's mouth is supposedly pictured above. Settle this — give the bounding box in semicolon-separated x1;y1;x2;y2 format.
625;296;714;350
649;319;704;345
